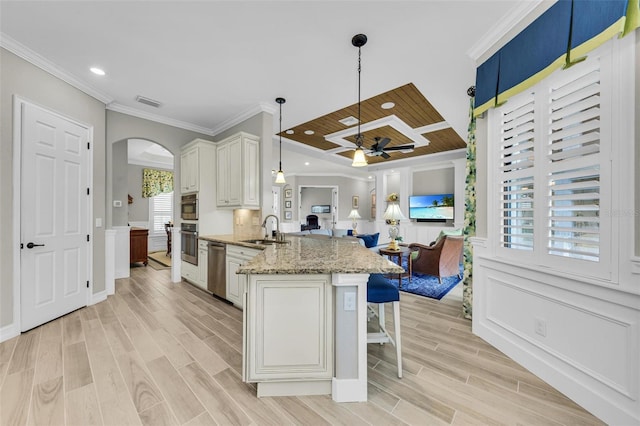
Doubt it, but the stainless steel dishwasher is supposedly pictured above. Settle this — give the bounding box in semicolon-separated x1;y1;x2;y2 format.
207;242;226;299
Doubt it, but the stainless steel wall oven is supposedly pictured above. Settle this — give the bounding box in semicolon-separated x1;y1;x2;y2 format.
180;223;198;265
181;193;198;220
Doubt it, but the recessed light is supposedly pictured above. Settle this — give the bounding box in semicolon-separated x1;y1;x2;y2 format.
304;162;310;166
368;175;373;179
381;102;395;109
304;130;314;135
90;67;105;76
286;129;294;134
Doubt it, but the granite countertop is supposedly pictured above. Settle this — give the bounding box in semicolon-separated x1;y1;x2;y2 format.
234;235;405;275
199;234;268;249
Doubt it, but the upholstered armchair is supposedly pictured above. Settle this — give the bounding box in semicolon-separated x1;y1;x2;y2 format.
408;236;463;283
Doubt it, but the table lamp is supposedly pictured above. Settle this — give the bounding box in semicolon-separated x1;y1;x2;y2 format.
383;202;406;250
348;209;361;234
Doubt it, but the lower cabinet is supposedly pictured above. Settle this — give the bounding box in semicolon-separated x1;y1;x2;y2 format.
244;274;333;385
226;245;260;308
181;261;198;285
182;240;208;290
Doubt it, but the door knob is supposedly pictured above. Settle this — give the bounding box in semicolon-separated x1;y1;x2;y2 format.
26;242;45;249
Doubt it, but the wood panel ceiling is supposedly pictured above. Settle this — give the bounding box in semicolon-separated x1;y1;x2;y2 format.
279;83;466;166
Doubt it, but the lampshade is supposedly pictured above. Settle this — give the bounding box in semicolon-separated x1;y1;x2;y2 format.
274;170;286;184
348;209;361;219
383;203;406;221
351;147;367;167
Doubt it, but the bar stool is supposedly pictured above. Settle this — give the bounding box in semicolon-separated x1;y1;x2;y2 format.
367;273;402;378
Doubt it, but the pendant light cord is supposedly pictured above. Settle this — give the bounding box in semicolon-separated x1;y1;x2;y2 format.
279;101;283;170
356;46;362;148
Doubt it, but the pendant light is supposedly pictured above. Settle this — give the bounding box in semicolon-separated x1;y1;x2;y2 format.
351;33;368;167
275;97;286;184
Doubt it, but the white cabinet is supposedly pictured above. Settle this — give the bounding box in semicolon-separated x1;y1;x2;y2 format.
182;240;208;290
180;147;198;193
216;132;260;208
197;240;208;287
181;261;199;286
226;244;260;308
180;138;215;194
244;274;333;384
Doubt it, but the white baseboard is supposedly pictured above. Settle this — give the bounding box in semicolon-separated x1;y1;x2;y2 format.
90;290;107;305
0;322;20;343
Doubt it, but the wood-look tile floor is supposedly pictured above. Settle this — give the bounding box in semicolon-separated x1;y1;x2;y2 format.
0;265;605;425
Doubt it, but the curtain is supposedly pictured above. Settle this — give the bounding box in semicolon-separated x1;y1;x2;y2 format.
474;0;639;117
463;92;476;320
142;168;174;198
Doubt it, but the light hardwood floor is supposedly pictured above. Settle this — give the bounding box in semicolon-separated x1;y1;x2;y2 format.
0;265;604;425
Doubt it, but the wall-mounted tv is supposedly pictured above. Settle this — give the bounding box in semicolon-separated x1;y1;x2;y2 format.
409;194;454;222
311;205;331;214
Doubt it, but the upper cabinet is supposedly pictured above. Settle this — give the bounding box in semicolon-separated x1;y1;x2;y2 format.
180;138;215;194
216;132;260;208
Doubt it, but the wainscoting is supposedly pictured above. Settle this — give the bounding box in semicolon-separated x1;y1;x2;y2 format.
472;239;640;425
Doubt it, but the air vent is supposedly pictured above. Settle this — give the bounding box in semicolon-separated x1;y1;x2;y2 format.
339;116;358;126
135;95;162;108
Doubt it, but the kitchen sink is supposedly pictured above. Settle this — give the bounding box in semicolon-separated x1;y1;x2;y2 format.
241;239;289;245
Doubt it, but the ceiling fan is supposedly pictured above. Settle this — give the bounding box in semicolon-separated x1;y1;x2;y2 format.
366;137;415;159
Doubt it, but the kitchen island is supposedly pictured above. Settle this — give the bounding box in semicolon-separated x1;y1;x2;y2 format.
237;235;403;402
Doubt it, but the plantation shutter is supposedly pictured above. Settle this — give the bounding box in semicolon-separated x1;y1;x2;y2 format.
497;92;536;251
151;192;173;234
546;61;601;262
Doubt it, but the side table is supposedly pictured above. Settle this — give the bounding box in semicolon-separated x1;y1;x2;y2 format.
378;246;412;288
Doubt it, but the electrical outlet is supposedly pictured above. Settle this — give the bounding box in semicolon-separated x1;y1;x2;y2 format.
534;317;547;337
344;292;356;311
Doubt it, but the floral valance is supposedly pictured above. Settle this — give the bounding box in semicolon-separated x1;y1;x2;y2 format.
142;168;174;198
474;0;639;117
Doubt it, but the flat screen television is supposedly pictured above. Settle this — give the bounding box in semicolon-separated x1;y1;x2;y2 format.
311;205;331;214
409;194;454;222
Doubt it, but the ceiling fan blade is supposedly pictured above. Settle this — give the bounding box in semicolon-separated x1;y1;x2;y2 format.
381;152;391;159
383;144;415;151
376;137;391;150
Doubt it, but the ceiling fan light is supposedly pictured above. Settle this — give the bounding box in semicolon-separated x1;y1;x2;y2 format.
275;170;286;184
352;147;368;167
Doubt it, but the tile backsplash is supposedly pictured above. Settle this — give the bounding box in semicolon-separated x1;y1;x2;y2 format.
233;209;262;239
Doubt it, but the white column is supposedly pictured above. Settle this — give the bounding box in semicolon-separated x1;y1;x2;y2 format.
171;226;182;283
331;272;369;402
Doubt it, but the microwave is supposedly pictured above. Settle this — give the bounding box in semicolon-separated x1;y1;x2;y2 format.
181;193;198;220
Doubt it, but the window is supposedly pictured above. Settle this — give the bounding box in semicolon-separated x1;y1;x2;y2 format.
488;38;626;279
149;192;173;235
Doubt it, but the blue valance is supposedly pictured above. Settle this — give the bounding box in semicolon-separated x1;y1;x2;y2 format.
474;0;639;117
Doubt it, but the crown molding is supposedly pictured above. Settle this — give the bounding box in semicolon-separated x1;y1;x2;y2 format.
466;0;554;64
0;32;114;104
210;102;276;136
106;103;213;135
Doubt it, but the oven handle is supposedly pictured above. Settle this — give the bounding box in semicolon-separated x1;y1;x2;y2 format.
180;230;198;235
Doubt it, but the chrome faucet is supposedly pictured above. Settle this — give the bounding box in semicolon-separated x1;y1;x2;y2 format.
262;214;284;241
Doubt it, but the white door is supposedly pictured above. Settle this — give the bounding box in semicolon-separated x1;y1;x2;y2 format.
20;102;90;331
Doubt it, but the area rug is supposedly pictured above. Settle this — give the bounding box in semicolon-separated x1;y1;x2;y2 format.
388;258;462;300
148;251;172;267
148;258;171;270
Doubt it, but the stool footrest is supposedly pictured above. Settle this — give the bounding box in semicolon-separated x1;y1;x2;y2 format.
367;332;395;345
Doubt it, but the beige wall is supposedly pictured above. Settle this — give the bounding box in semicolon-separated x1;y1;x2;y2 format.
0;48;107;327
106;111;211;227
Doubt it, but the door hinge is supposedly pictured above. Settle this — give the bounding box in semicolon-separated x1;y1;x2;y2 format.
87;235;90;242
87;281;89;288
